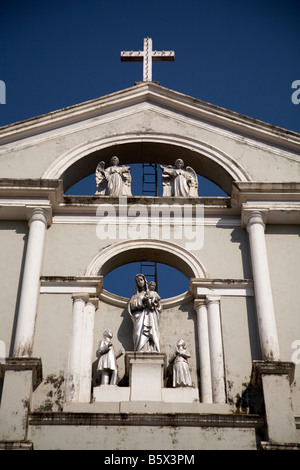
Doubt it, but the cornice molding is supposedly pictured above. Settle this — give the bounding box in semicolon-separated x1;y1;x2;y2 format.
40;276;103;297
190;278;254;299
0;82;299;155
232;182;300;226
29;409;264;428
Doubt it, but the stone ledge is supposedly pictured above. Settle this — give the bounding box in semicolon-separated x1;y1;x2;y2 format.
0;440;33;450
63;195;231;207
0;178;61;189
260;441;300;450
64;401;227;414
29;411;264;429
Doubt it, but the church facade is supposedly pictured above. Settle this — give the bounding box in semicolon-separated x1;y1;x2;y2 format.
0;81;299;450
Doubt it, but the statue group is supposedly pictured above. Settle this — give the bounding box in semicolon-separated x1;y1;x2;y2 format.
97;274;192;388
95;157;198;197
128;274;162;353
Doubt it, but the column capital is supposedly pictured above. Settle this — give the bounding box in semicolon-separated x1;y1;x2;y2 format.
27;206;52;227
242;208;267;231
194;296;221;309
206;295;221;305
194;298;207;311
86;297;99;308
72;293;90;304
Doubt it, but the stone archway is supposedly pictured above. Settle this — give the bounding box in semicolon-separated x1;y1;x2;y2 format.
85;239;208;306
85;238;208;279
42;133;251;195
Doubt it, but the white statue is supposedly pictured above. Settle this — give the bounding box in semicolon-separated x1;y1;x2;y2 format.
160;158;198;197
169;339;192;387
97;330;123;385
95;156;132;196
128;274;162;352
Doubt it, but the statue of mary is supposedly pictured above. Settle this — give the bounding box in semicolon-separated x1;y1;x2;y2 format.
127;274;162;352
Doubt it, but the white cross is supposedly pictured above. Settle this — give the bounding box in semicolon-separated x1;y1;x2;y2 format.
121;37;175;82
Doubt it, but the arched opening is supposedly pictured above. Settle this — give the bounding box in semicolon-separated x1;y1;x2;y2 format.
104;262;189;299
43;136;251;195
85;239;208;303
65;163;228;197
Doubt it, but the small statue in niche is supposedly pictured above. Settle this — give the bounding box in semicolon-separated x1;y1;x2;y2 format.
169;339;193;387
95;156;132;196
97;330;124;385
160;158;198;197
128;274;162;352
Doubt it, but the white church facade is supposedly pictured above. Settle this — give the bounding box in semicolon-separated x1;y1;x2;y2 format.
0;78;300;450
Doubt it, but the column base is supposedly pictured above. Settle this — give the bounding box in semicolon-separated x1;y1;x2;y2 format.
0;358;42;441
93;385;130;402
251;360;297;445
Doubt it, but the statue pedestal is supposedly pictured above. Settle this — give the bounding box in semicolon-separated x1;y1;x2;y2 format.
125;352;166;401
93;384;130;402
92;352;200;405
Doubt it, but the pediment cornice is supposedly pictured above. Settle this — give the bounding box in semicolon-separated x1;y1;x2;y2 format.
0;82;300;155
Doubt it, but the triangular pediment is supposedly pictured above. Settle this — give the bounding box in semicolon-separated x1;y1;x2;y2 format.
1;82;299;149
0;82;299;195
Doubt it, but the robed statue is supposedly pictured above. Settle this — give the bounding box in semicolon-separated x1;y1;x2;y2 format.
95;156;132;196
169;339;193;387
160;158;198;197
128;274;162;352
96;330;124;385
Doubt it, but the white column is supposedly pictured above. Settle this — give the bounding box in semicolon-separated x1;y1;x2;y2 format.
245;211;280;361
13;208;49;357
79;299;97;402
207;296;226;403
194;299;212;403
66;293;89;402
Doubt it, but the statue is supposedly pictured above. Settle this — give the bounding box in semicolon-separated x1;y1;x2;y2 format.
169;339;192;387
128;274;162;352
95;156;132;196
160;158;198;197
148;281;160;305
96;330;124;385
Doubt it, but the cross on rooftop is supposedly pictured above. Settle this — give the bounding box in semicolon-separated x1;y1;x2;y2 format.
121;37;175;82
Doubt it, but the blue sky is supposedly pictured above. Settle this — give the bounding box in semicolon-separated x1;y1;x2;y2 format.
1;0;300;298
1;0;299;131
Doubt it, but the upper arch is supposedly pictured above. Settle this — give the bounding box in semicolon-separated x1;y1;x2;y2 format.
85;239;208;280
42;133;252;195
